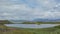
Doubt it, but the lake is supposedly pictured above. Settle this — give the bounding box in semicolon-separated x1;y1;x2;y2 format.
4;24;60;28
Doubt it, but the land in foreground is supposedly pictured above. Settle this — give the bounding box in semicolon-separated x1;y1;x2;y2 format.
0;24;60;34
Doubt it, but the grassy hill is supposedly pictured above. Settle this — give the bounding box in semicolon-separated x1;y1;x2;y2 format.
22;22;60;24
0;20;14;24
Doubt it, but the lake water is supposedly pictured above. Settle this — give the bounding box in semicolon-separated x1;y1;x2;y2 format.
4;24;60;28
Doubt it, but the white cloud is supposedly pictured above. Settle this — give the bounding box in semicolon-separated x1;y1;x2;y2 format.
1;4;30;10
0;0;60;20
2;13;12;16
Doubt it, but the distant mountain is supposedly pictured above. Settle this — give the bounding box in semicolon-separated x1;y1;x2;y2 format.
33;18;60;22
7;18;60;24
9;20;30;23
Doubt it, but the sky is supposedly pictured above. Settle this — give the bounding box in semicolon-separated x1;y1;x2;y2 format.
0;0;60;20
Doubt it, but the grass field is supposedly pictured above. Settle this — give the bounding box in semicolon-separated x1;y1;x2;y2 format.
0;24;60;34
0;28;60;34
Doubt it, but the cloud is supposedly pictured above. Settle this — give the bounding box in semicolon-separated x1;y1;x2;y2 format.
0;0;60;20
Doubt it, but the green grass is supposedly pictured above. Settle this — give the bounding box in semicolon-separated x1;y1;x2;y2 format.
2;28;60;34
0;24;60;34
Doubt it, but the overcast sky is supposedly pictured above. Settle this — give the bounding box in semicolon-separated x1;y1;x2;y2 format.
0;0;60;20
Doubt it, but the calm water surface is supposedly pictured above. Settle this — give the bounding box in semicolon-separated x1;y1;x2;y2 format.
4;24;60;28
